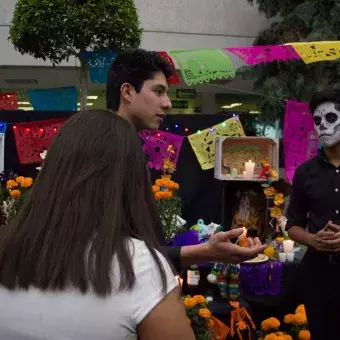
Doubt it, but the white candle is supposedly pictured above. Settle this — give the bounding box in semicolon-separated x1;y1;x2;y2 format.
287;252;295;262
244;159;255;180
242;171;246;179
279;253;287;263
283;240;294;253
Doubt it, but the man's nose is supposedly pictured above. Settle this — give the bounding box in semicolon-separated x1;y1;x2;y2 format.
162;95;172;110
320;122;327;130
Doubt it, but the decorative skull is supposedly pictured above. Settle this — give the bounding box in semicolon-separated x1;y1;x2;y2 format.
313;102;340;147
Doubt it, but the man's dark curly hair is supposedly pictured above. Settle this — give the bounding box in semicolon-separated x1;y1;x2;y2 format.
106;49;175;111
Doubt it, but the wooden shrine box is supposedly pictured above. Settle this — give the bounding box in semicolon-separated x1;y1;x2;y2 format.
214;137;279;181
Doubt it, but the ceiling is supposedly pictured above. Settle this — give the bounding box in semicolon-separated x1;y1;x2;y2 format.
0;66;258;111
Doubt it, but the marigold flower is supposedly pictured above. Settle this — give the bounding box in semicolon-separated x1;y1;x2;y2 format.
10;189;21;199
295;304;306;315
281;335;293;340
269;169;278;180
198;308;211;319
274;193;284;206
261;317;280;331
294;313;307;325
183;297;196;308
298;330;310;340
6;179;18;190
15;176;25;185
21;177;33;188
283;314;295;324
155;190;172;200
264;334;278;340
270;207;281;219
264;187;276;197
193;295;206;304
152;185;160;193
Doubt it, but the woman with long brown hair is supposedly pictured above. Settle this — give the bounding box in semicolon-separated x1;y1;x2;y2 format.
0;110;194;340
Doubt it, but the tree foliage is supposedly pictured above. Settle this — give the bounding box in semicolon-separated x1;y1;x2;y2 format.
245;0;340;124
9;0;143;64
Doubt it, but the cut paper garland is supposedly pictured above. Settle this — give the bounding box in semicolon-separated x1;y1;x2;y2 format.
0;92;18;110
225;45;300;65
13;118;66;164
188;117;245;170
289;41;340;64
139;130;184;170
169;49;236;86
283;100;318;183
27;86;77;111
81;51;118;83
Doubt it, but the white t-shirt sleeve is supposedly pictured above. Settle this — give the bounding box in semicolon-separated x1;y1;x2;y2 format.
130;239;177;326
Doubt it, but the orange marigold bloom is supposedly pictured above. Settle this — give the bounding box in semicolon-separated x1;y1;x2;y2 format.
183;297;196;308
295;304;306;315
155;190;172;200
6;180;18;190
198;308;211;319
21;177;33;188
270;207;281;219
294;313;307;325
10;189;21;199
261;317;280;331
152;185;160;193
298;330;310;340
192;295;206;304
15;176;24;185
264;334;277;340
283;314;295;324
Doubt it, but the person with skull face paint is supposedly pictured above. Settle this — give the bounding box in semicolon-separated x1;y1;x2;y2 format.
286;89;340;340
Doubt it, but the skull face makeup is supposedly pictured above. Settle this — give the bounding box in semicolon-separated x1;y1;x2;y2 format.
313;102;340;147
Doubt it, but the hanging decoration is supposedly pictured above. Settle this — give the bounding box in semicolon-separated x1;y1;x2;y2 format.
225;45;300;65
158;52;180;85
169;49;235;86
283;101;318;183
139;130;184;170
0;92;19;110
81;51;118;83
0;133;5;173
27;86;77;111
12;118;66;164
289;41;340;64
188;117;245;170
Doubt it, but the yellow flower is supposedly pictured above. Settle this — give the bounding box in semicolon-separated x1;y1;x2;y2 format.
152;185;160;193
298;330;311;340
276;237;284;243
10;189;21;199
193;295;206;305
295;304;306;315
283;314;295;324
270;207;281;219
15;176;24;185
163;158;176;173
261;158;270;167
264;246;275;258
6;179;18;190
21;177;33;188
273;193;284;206
269;169;278;180
264;187;276;197
294;313;307;325
183;297;196;308
198;308;211;319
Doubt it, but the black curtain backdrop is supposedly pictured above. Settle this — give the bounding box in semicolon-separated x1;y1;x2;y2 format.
0;111;284;228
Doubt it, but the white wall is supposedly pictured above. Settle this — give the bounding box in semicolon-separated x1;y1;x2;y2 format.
0;0;269;67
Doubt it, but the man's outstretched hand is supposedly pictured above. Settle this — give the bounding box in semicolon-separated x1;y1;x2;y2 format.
204;228;267;264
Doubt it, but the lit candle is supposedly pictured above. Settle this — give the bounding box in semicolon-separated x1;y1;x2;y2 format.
283;240;294;253
244;159;255;180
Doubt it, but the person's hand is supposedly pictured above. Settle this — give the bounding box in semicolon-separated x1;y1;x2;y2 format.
319;221;340;253
204;228;267;264
309;221;339;252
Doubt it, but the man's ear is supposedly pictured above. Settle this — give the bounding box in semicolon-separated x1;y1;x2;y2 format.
120;83;135;103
